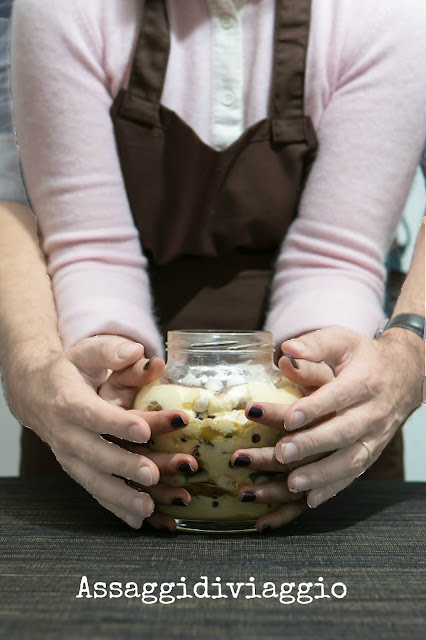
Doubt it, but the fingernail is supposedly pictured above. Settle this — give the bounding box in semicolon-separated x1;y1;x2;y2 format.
233;455;252;467
284;354;299;369
280;442;299;464
143;356;159;370
172;498;188;507
248;406;263;419
133;495;151;516
118;344;140;359
261;525;272;533
288;341;307;353
170;416;188;428
128;424;148;443
291;474;310;492
289;411;305;430
178;462;195;473
241;492;257;502
136;466;153;486
309;491;323;508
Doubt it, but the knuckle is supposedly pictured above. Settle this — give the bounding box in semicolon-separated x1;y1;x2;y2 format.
51;423;79;458
296;432;315;455
258;447;274;466
334;382;351;407
374;403;389;424
50;424;67;451
52;389;72;418
79;441;99;469
343;419;359;445
84;471;98;497
365;374;383;398
78;402;98;429
314;468;328;486
351;450;366;471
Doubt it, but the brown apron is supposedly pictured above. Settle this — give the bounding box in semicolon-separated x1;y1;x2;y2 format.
20;0;403;480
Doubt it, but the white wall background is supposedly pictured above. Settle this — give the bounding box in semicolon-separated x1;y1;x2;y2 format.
0;173;425;479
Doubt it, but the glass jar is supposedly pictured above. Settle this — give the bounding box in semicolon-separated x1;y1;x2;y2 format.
133;330;302;532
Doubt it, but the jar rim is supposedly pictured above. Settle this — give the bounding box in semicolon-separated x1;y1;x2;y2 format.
166;330;274;352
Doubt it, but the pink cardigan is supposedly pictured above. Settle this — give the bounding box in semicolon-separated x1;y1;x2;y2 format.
11;0;426;356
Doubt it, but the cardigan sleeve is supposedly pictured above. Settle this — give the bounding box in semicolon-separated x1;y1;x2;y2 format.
265;0;426;346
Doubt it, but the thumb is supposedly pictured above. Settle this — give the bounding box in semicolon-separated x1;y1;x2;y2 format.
66;335;145;377
281;326;360;368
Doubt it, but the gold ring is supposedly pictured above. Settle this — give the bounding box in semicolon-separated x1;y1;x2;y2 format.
360;440;373;463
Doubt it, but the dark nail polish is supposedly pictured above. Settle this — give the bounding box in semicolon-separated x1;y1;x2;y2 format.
261;525;272;533
284;354;299;370
241;492;257;502
248;406;263;419
170;416;187;428
233;455;252;467
143;356;158;370
178;462;194;473
172;498;188;507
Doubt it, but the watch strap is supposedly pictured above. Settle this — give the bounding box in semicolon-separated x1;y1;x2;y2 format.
376;313;425;340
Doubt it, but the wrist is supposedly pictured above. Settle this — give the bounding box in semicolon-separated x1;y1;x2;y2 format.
1;337;63;381
376;313;424;340
376;329;424;408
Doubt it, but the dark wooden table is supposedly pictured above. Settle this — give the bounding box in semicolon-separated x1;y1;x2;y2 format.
0;478;425;640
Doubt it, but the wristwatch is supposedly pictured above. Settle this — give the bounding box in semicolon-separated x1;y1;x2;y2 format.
375;313;425;340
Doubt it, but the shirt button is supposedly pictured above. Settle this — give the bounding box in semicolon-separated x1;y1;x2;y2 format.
222;91;235;107
220;14;234;29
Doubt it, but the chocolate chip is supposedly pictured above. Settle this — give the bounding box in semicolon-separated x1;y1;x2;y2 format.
212;501;219;508
147;401;162;411
251;434;261;443
180;436;187;442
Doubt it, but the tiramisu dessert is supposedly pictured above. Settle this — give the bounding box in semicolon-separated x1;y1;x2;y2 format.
134;366;302;522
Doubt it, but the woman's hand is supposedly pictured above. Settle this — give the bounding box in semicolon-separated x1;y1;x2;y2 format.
246;326;423;515
3;335;196;530
232;355;335;531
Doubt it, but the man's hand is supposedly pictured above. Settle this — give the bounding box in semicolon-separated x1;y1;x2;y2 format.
3;336;197;530
244;326;423;513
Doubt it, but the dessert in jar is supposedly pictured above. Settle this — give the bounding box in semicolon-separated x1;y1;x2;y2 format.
133;330;302;532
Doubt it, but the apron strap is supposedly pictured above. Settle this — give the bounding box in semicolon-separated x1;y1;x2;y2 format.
118;0;170;127
271;0;313;144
